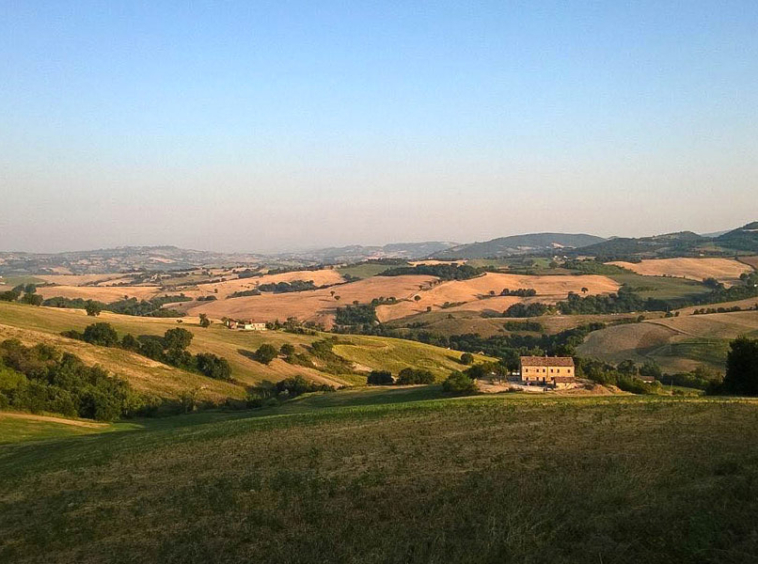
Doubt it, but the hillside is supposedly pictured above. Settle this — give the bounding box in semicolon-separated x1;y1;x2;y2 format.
271;241;455;264
715;221;758;252
2;393;758;563
576;231;708;259
578;309;758;372
434;233;605;259
0;302;491;394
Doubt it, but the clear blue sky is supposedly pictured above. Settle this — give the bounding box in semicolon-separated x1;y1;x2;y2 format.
1;1;757;252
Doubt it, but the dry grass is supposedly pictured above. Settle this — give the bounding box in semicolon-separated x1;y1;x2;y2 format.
36;284;162;303
607;258;752;285
186;269;345;299
377;273;620;321
187;275;436;327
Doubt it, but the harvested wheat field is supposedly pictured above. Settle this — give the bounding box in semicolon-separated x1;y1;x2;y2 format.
607;258;752;285
36;274;129;286
188;268;345;299
738;255;758;270
187;275;437;327
36;284;163;303
376;273;620;322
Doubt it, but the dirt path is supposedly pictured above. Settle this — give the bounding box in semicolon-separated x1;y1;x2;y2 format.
0;411;108;428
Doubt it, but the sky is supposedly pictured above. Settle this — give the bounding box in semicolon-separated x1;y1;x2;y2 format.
1;1;757;253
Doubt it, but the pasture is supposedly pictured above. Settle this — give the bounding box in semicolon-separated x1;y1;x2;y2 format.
1;392;758;563
607;257;752;286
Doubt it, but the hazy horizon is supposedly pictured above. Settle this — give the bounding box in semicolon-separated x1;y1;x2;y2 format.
2;2;757;253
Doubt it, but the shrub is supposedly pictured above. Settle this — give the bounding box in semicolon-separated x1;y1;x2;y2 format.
196;353;232;380
253;344;279;365
83;323;119;347
460;353;474;365
396;368;435;385
442;371;477;394
367;370;393;385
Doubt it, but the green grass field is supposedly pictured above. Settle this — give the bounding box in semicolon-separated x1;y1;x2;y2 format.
336;263;393;279
2;391;758;563
608;272;710;300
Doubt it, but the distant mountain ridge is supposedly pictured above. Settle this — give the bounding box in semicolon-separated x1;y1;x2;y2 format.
269;241;456;264
433;233;606;259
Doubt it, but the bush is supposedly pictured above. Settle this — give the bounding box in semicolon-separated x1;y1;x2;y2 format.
253;344;279;365
83;323;119;347
442;371;477;394
196;353;232;380
721;336;758;395
367;370;393;385
275;375;334;398
460;353;474;365
396;368;435;385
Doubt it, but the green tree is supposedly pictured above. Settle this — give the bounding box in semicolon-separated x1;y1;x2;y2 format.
460;352;475;365
163;328;193;350
253;344;279;365
367;370;393;385
442;371;477;394
279;343;296;357
82;323;119;347
199;313;211;328
85;300;102;317
722;336;758;395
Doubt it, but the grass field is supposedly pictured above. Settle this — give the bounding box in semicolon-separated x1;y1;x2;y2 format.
578;310;758;372
2;391;758;563
607;258;752;285
0;412;131;444
336;263;394;279
607;272;711;300
0;301;490;395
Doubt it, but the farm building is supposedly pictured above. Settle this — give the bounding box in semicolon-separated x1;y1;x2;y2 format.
225;320;267;331
520;356;575;388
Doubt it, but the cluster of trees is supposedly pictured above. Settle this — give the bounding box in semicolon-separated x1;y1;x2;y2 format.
503;303;550;318
0;340;139;421
367;367;435;385
62;323;232;380
258;280;317;293
227;289;261;299
334;303;377;327
500;288;537;297
691;305;749;315
503;320;544;332
442;371;478;394
718;336;758;396
0;283;43;305
379;263;489;281
247;375;334;407
42;294;191;317
196;295;217;302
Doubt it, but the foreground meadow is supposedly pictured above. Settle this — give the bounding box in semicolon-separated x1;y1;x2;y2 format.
2;392;758;563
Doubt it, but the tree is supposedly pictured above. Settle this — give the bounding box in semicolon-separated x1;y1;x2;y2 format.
199;313;211;328
722;336;758;395
581;287;589;294
163;328;193;350
280;343;296;357
413;295;421;302
396;368;435;385
0;290;19;302
196;353;232;380
253;344;279;365
82;323;119;347
21;293;43;306
367;370;393;385
334;295;341;301
442;371;477;394
85;301;102;317
460;352;475;365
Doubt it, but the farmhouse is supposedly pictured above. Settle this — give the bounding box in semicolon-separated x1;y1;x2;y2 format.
520;356;575;388
225;319;267;331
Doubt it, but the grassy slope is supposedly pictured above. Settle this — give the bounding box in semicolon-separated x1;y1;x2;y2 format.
335;263;391;279
0;412;133;444
607;272;710;300
2;393;758;563
578;310;758;372
0;301;490;392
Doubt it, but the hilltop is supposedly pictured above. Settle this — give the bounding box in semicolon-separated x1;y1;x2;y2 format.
433;233;605;259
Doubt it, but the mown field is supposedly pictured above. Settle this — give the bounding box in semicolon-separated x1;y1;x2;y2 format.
1;391;758;563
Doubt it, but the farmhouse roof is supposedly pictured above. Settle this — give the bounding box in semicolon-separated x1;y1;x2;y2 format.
520;356;575;367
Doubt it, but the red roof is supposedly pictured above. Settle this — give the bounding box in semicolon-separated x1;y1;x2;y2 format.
520;356;575;367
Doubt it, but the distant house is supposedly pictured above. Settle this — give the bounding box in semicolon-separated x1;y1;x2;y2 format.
225;319;267;331
520;356;575;388
635;375;656;384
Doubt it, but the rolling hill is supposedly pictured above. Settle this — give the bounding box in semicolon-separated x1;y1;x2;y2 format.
433;233;605;259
